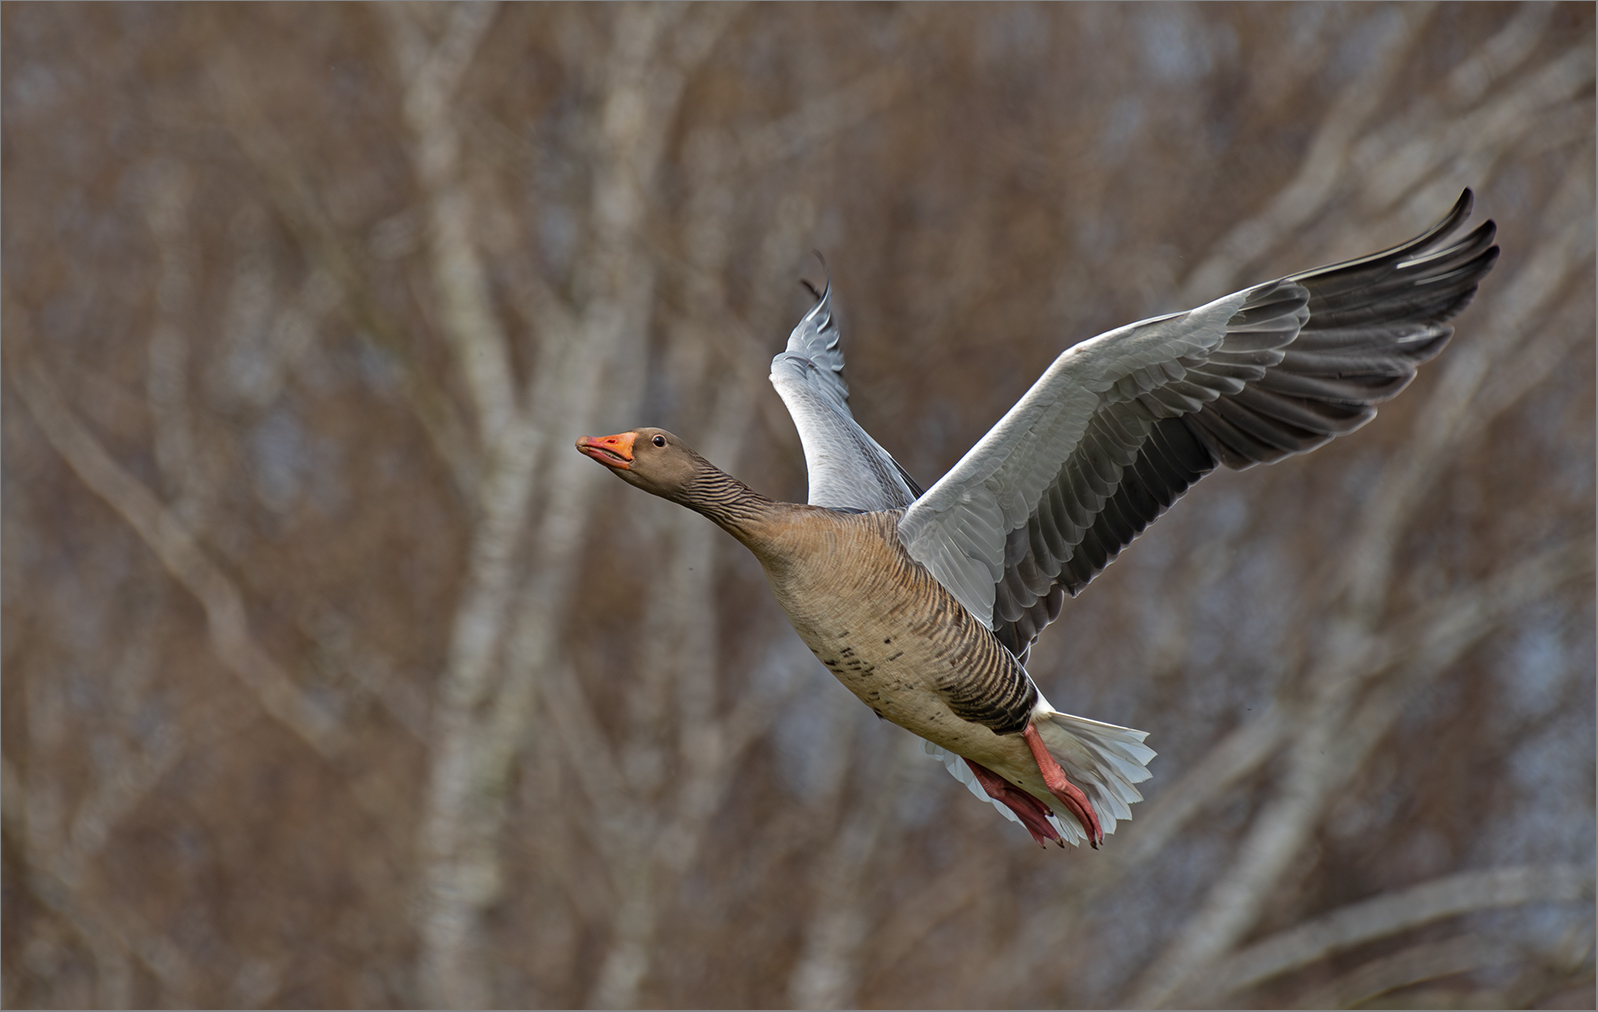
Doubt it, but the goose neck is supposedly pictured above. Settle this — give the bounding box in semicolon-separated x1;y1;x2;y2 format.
679;467;781;546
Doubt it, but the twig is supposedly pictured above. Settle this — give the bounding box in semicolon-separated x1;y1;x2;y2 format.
1360;42;1595;211
13;360;342;758
1178;4;1436;303
1124;541;1592;1008
204;31;482;500
2;754;202;1006
1191;864;1593;1001
390;0;516;449
1291;934;1512;1010
787;737;914;1009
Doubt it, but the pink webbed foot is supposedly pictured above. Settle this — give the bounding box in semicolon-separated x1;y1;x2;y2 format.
1022;722;1104;848
964;759;1065;848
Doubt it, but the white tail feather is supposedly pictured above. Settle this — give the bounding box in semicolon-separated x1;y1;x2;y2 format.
922;709;1155;848
1035;710;1155;835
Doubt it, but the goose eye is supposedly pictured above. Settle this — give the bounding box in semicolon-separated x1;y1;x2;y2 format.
652;434;666;447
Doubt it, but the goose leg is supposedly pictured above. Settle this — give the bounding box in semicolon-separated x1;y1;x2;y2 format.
1022;722;1103;848
963;759;1064;848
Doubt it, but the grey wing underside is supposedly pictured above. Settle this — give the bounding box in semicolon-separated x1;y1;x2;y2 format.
770;281;923;512
898;190;1499;662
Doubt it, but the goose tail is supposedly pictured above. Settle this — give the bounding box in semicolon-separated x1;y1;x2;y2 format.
922;708;1155;847
1032;705;1156;839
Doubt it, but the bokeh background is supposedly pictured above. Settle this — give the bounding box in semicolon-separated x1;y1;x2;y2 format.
3;3;1594;1008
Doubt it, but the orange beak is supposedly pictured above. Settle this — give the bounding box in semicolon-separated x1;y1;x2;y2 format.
576;431;637;470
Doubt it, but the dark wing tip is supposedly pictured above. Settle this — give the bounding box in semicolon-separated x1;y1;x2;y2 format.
799;250;830;302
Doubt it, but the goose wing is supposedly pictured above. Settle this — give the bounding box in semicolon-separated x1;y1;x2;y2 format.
898;190;1498;661
770;281;923;511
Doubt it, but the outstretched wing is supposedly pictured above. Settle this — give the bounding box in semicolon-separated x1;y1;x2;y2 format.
897;191;1499;660
770;280;923;511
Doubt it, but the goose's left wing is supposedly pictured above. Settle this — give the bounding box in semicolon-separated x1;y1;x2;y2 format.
897;191;1498;661
770;282;922;511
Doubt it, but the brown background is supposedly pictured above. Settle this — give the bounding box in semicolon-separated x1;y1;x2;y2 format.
3;3;1594;1008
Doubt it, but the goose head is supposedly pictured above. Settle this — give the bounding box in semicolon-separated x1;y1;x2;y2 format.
576;428;711;501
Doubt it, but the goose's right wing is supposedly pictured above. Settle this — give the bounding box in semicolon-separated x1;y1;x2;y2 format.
897;191;1498;661
770;282;922;512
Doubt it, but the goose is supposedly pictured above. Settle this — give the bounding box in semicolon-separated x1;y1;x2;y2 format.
577;191;1498;849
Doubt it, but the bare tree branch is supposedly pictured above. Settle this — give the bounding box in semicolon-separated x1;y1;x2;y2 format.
11;358;343;759
1335;149;1592;619
204;31;483;499
139;157;217;535
1178;4;1437;303
1191;864;1593;1001
1360;41;1595;211
1290;934;1514;1010
4;710;221;1008
1127;537;1593;1008
787;735;913;1009
736;67;910;171
388;0;515;449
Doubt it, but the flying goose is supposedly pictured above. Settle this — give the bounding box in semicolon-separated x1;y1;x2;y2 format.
577;191;1498;848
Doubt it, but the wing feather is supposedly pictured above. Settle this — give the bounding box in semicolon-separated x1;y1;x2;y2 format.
770;281;922;511
897;191;1498;660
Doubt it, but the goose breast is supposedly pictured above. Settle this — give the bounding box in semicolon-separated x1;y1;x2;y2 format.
759;509;1042;776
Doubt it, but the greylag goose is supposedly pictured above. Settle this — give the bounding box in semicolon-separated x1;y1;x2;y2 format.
577;191;1497;849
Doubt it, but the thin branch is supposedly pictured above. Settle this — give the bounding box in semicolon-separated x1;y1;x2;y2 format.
204;33;482;500
1125;541;1592;1009
1291;934;1515;1010
1324;540;1596;793
298;603;433;743
1114;705;1287;873
1192;864;1593;1001
1331;3;1557;212
539;660;632;865
388;0;517;449
863;850;990;985
1361;41;1595;211
2;750;203;1007
1334;149;1594;620
1178;4;1436;303
735;66;910;172
12;358;342;759
139;156;216;532
787;737;914;1009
